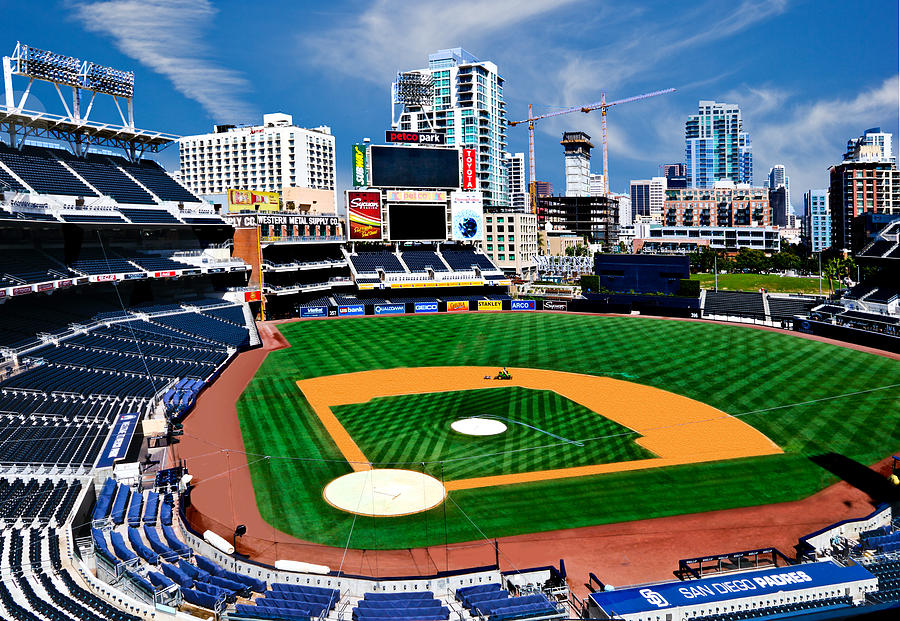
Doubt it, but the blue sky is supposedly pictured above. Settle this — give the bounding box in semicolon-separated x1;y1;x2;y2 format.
3;0;898;209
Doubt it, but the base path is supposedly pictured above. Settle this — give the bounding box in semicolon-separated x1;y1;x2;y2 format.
175;317;898;596
296;367;782;490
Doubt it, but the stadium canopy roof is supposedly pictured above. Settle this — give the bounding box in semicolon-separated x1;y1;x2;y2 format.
0;107;178;152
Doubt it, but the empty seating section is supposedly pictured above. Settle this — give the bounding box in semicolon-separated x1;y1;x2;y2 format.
0;146;98;196
867;287;899;304
65;160;157;204
150;313;251;348
61;213;129;224
442;250;499;272
350;252;406;273
237;583;340;620
863;239;896;258
28;342;216;379
0;248;68;285
129;253;192;271
120;208;182;224
845;283;878;300
1;527;141;621
0;364;161;398
766;296;819;319
703;291;765;317
200;305;247;326
456;583;560;621
297;296;334;307
350;591;449;621
67;249;140;275
401;251;449;272
123;162;200;203
690;596;852;621
0;164;27;191
863;558;900;603
0;477;81;522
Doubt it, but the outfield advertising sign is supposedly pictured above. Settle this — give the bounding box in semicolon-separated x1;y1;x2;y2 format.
347;190;383;240
373;303;405;315
477;300;502;311
338;305;365;316
351;144;368;187
227;189;280;212
414;301;439;313
511;300;536;311
543;299;568;311
300;306;328;318
447;300;469;312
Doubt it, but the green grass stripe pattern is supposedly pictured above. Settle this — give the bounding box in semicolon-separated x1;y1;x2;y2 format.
235;314;900;548
332;387;654;480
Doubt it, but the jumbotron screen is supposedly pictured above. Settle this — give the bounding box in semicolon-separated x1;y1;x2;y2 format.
370;146;460;188
387;204;447;241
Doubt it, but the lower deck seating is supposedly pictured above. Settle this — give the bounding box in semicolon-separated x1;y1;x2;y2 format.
703;290;765;317
353;591;448;621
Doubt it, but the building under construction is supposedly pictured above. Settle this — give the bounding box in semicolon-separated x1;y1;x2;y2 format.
537;194;619;246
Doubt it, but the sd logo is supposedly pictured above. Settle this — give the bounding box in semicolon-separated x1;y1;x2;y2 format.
639;588;669;608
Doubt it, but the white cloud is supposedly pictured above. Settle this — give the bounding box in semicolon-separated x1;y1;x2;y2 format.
69;0;255;122
749;75;899;196
303;0;583;85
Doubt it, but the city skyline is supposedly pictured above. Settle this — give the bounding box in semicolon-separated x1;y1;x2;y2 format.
1;0;897;203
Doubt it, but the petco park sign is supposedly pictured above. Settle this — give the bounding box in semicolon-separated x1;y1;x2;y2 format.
385;130;445;145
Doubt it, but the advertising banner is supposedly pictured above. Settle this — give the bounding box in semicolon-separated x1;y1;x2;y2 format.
95;412;140;469
352;144;368;187
57;279;72;288
385;130;445;145
227;189;280;212
414;301;439;313
447;300;469;312
124;273;147;280
347;190;383;240
91;274;118;283
477;300;502;311
543;299;568;311
223;214;258;229
244;290;261;302
462;148;477;189
36;282;54;292
258;213;344;241
300;306;328;318
511;299;536;311
451;191;484;241
338;305;365;316
154;270;177;278
386;190;448;203
373;303;405;315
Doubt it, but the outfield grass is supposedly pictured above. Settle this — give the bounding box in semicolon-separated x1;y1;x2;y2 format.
692;273;826;294
236;314;900;548
333;387;654;480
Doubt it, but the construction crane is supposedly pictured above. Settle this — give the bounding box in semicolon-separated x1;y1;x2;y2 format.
508;88;676;212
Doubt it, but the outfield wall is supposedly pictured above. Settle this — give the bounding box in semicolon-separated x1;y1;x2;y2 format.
793;318;900;354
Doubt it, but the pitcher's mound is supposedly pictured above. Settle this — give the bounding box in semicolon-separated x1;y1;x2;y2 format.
451;417;508;436
323;469;446;517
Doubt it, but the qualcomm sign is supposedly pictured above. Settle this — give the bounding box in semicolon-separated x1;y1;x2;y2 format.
414;302;438;313
373;304;405;315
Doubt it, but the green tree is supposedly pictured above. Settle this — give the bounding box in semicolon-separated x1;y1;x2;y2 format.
733;248;769;273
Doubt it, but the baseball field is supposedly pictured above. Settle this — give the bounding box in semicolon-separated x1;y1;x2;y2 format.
235;313;900;550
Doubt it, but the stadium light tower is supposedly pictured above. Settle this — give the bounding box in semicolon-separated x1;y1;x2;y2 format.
391;71;435;131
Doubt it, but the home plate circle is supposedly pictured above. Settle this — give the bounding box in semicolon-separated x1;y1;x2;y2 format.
451;417;507;436
323;469;447;517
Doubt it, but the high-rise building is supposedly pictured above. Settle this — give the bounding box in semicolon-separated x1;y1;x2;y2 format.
536;195;618;246
504;152;527;211
630;177;666;222
534;180;553;198
610;192;632;229
664;180;771;227
483;211;538;277
561;132;593;197
588;173;606;197
829;129;900;252
843;127;894;163
769;185;788;227
767;164;791;212
179;113;336;207
393;48;507;209
803;190;831;253
662;163;687;188
685;101;753;188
